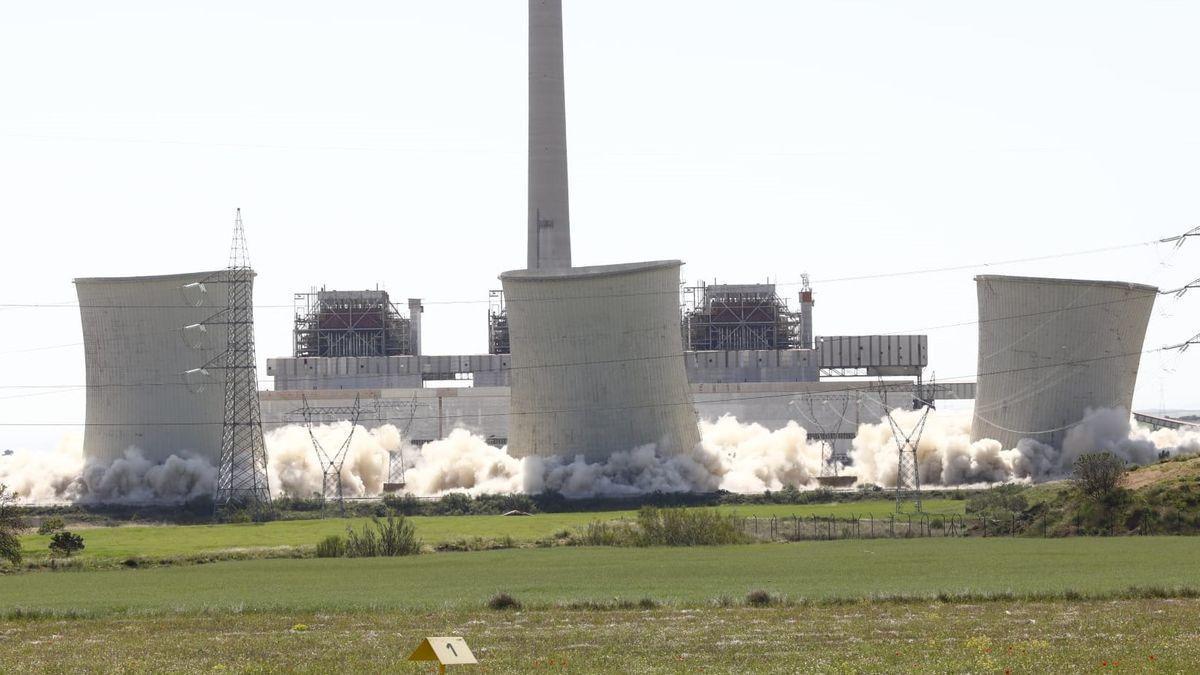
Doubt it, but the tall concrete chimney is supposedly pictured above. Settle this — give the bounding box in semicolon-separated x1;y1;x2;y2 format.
527;0;572;270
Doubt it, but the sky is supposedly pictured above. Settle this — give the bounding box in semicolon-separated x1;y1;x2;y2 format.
1;0;1198;452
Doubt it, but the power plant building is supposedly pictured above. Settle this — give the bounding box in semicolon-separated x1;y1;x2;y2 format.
75;271;231;466
971;274;1158;449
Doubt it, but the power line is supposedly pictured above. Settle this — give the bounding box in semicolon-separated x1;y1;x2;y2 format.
0;228;1191;311
0;339;1185;427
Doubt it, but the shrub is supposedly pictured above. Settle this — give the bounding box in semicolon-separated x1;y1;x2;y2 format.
966;484;1029;517
375;513;421;556
746;590;774;607
487;592;521;611
0;484;25;566
579;521;639;546
37;517;66;535
340;512;421;558
1072;452;1126;501
344;523;379;558
635;507;750;546
315;535;346;558
49;531;85;558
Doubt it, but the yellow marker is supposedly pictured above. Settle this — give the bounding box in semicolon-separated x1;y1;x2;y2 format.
408;636;478;673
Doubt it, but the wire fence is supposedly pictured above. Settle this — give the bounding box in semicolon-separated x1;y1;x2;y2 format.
738;512;1198;540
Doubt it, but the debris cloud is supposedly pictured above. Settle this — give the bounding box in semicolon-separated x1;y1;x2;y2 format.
4;407;1199;503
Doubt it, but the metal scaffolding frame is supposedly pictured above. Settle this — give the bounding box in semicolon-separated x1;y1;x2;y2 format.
681;282;801;351
292;288;414;358
487;289;510;355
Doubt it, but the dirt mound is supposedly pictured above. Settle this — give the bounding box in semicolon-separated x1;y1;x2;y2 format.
1124;454;1200;491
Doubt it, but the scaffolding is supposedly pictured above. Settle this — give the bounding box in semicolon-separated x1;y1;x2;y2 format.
487;289;510;355
682;283;801;351
293;288;414;358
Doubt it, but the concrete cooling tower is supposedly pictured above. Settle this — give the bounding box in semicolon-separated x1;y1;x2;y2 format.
76;271;231;466
502;261;701;461
971;274;1157;450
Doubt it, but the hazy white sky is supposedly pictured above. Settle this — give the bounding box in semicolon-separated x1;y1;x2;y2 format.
2;1;1198;451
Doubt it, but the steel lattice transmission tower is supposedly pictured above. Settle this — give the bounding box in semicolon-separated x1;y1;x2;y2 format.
880;381;933;513
214;208;272;510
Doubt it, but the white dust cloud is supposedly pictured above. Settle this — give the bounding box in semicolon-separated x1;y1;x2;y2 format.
849;406;1200;487
4;408;1200;503
0;434;215;504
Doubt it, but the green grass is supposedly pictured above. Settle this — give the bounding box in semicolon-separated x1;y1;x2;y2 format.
16;498;963;562
2;600;1195;672
2;537;1197;616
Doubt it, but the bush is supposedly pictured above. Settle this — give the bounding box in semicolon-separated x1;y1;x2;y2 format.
966;484;1029;518
340;512;421;558
315;535;346;558
345;522;379;558
375;512;421;556
579;520;639;546
0;484;25;566
1072;452;1126;501
37;517;66;535
487;592;522;611
635;507;750;546
49;531;85;558
746;590;774;607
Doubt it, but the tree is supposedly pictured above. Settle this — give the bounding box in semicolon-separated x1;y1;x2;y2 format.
37;516;65;535
1071;452;1126;501
48;531;85;558
0;484;26;566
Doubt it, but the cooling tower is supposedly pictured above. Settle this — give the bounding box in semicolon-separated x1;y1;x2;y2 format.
971;274;1157;449
75;271;231;466
502;261;701;461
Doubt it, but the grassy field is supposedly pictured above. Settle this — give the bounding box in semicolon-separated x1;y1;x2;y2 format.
4;536;1197;671
2;600;1195;672
3;538;1197;615
16;498;964;562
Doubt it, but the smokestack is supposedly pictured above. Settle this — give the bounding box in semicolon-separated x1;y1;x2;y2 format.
527;0;572;270
408;298;423;356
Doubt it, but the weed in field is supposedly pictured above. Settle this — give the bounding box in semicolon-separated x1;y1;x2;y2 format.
315;535;345;558
487;592;521;611
579;507;750;547
746;590;774;607
341;512;420;558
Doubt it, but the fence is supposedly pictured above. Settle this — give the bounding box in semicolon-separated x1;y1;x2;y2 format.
739;512;1047;540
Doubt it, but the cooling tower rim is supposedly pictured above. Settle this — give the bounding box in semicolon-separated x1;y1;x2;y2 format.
500;259;682;281
74;269;247;284
974;274;1158;294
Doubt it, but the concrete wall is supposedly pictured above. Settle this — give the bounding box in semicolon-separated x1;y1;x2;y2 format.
76;271;230;465
501;261;700;460
261;387;511;444
971;274;1158;449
